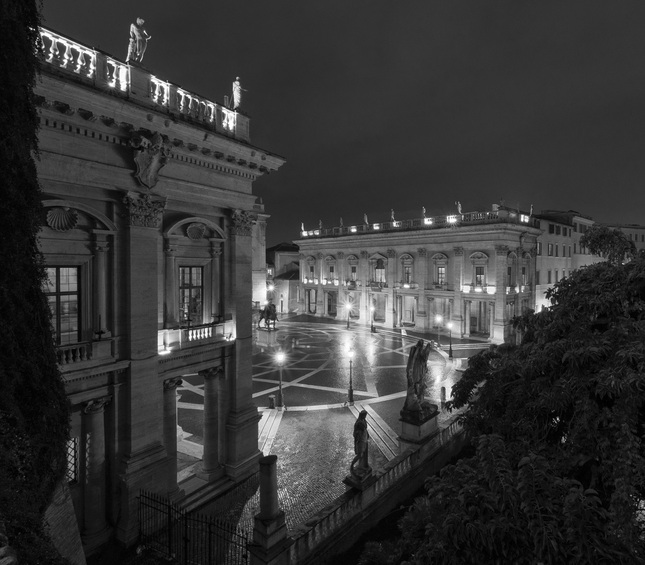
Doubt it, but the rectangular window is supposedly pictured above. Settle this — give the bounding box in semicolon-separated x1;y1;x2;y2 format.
403;265;412;284
521;266;527;285
555;244;559;257
436;266;446;285
548;270;552;284
309;265;315;277
537;242;542;255
329;265;335;278
179;266;203;325
574;243;577;254
536;271;540;285
568;245;572;257
548;243;553;256
573;223;578;232
556;225;561;235
549;224;554;234
66;437;79;484
475;266;485;287
44;267;80;345
350;265;357;281
555;270;559;282
507;266;513;287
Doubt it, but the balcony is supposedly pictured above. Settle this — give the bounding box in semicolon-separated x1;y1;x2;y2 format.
38;27;250;143
159;321;233;355
56;339;114;369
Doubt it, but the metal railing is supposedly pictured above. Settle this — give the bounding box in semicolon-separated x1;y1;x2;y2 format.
138;490;249;565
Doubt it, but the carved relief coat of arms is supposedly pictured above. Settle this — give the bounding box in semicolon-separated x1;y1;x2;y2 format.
130;131;172;189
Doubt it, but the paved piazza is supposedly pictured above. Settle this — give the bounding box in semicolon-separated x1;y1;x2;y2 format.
176;316;478;532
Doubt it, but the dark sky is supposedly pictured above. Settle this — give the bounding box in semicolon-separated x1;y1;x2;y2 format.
42;1;645;247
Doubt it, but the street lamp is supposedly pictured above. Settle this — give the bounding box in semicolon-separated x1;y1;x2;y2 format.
435;314;442;346
346;302;352;329
275;351;285;410
348;349;355;405
446;321;453;359
370;304;376;333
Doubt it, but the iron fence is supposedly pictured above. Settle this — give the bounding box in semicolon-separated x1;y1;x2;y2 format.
138;490;249;565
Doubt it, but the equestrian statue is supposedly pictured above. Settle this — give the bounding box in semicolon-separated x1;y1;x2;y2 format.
258;301;278;330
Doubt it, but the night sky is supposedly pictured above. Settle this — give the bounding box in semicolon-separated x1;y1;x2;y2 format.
42;1;645;247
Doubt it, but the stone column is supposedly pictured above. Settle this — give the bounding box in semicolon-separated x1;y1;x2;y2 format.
464;300;471;336
82;396;112;548
489;302;495;337
163;377;183;494
315;252;324;315
494;246;509;343
197;367;224;482
224;209;262;479
417;248;427;327
453;247;464;336
210;241;222;320
164;239;179;327
92;236;110;336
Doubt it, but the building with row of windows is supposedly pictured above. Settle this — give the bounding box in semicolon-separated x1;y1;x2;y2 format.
294;204;644;341
35;26;284;556
295;206;540;343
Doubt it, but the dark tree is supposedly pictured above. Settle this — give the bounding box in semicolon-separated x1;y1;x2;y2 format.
580;224;636;264
362;253;645;564
0;1;70;563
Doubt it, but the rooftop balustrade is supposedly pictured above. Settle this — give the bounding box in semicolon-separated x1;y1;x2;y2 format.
38;27;249;142
299;209;539;239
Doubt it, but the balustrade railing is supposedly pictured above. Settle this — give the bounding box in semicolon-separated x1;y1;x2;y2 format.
301;208;539;240
56;342;91;365
38;26;246;140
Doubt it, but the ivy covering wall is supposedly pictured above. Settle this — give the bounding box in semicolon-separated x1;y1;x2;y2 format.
0;1;71;563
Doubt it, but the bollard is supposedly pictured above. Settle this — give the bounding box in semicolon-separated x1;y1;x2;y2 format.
268;395;276;409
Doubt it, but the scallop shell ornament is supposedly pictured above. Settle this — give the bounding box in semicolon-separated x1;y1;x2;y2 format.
47;207;79;231
186;222;206;240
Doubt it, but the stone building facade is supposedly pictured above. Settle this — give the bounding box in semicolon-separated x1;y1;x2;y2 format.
35;27;284;554
295;207;540;343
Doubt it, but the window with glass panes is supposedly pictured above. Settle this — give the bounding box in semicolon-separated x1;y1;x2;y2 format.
374;259;386;283
475;266;485;286
179;267;203;324
436;265;446;285
403;264;412;284
44;267;80;344
350;265;357;281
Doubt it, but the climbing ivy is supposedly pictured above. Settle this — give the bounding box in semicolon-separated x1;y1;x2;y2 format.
0;1;70;563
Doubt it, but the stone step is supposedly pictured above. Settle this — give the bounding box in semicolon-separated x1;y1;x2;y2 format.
177;475;234;514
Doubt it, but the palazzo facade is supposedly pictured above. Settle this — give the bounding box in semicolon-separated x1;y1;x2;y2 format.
35;27;284;553
295;206;540;343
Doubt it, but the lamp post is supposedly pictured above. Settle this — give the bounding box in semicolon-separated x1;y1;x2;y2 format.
275;351;285;410
435;314;442;346
346;302;352;329
447;321;453;359
348;349;355;405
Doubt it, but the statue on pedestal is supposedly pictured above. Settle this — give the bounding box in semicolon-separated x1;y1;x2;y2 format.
126;18;151;64
232;77;246;109
401;340;437;423
350;410;371;479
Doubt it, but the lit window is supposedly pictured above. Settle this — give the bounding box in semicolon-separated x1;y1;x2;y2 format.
475;266;485;287
44;267;80;345
179;267;203;325
436;266;446;285
403;265;412;284
374;259;386;283
351;265;357;281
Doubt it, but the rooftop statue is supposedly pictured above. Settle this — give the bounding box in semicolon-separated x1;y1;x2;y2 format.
232;77;246;109
126;18;151;64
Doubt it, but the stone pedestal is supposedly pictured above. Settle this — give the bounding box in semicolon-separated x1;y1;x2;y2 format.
248;455;291;565
399;404;440;448
343;470;376;491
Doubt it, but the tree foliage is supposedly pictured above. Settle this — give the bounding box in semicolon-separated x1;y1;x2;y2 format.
580;224;636;264
362;253;645;564
0;1;70;563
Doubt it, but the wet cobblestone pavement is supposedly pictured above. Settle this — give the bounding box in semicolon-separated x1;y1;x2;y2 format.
177;316;487;534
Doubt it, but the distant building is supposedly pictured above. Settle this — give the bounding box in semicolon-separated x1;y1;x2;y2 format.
266;242;300;314
295;206;541;343
295;204;645;340
35;26;284;555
